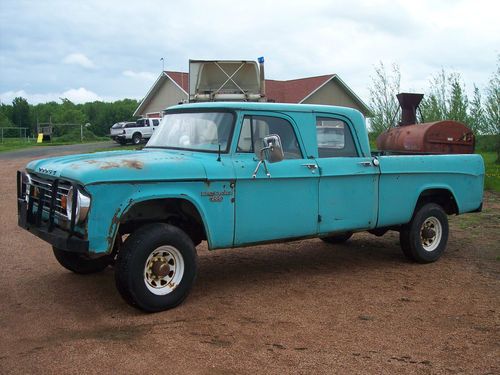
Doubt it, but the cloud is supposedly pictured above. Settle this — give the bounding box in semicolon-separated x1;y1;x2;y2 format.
123;70;156;82
62;53;96;69
0;87;103;104
0;0;498;105
61;87;102;103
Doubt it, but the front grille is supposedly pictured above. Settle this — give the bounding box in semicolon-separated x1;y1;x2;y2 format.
26;175;71;220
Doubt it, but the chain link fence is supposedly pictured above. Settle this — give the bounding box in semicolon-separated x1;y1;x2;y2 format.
0;127;30;143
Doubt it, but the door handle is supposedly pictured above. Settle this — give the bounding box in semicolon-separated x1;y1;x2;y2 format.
358;161;372;167
302;163;318;173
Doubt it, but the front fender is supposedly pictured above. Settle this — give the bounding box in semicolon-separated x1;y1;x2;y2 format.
85;180;235;254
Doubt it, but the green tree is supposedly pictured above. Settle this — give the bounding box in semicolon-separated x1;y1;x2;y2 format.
52;99;86;124
11;97;31;128
0;104;14;127
484;59;500;162
447;73;468;124
468;85;486;134
368;62;401;135
3;97;139;139
420;69;448;122
420;94;443;122
81;99;139;136
419;69;470;126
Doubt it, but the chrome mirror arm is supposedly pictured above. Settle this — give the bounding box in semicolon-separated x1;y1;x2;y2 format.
252;146;272;178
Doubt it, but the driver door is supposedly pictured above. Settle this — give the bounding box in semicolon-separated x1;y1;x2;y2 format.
233;113;319;246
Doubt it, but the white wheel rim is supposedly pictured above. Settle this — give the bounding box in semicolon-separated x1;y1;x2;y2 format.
144;246;184;295
420;216;442;252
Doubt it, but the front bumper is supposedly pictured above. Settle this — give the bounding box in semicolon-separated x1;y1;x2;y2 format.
18;200;89;253
17;171;89;254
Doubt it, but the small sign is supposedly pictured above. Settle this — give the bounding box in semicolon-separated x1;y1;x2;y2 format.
37;134;43;143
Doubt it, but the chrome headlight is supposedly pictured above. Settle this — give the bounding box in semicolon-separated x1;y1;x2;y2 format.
22;172;32;202
66;187;91;224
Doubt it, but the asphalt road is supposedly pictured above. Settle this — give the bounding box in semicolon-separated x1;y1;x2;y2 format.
0;141;118;160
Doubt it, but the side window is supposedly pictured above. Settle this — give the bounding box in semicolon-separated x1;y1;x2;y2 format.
237;115;302;159
153;119;159;126
316;117;358;157
237;117;252;152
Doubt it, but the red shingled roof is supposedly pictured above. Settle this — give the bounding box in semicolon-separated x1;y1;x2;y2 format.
265;74;334;103
166;71;335;103
165;71;189;92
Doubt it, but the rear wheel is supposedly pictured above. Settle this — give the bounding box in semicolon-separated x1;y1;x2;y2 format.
399;203;449;263
132;133;142;145
114;223;197;312
52;247;111;274
321;232;353;244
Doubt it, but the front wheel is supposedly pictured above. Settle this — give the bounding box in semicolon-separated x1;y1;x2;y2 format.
114;223;197;312
52;247;111;274
399;203;449;263
132;133;142;145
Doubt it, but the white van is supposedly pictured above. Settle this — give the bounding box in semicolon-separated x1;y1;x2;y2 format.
111;118;161;145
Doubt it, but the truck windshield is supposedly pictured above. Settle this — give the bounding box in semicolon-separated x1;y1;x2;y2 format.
146;112;234;152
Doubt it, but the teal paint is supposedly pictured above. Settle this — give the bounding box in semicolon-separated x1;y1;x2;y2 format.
23;102;485;255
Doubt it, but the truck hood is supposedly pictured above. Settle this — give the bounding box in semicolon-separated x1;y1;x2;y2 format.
26;149;207;185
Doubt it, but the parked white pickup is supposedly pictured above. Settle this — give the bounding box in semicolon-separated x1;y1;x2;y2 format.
110;118;161;145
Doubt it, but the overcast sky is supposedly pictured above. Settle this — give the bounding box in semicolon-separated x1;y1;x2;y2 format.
0;0;498;106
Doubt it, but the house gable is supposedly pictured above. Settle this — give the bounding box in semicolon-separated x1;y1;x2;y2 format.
133;72;188;117
303;79;362;111
134;71;370;117
140;79;187;116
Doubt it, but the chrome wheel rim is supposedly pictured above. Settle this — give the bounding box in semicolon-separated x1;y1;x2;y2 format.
420;216;442;252
144;246;184;295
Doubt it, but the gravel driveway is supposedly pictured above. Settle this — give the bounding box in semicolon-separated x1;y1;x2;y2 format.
0;152;498;374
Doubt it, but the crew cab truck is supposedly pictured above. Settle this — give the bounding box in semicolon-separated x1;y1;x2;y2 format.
17;102;484;312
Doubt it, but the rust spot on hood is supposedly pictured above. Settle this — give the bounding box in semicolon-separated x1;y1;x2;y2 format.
122;160;144;169
99;162;121;170
84;159;144;170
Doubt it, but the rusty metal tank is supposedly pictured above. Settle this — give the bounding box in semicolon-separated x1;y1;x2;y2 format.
376;120;475;154
376;93;475;154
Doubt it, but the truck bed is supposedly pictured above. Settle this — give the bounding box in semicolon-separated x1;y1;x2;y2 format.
376;154;484;227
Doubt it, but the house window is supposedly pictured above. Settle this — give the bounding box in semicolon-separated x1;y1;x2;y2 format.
316;117;358;157
237;115;302;159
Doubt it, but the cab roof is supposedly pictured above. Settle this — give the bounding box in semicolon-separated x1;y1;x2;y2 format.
166;101;364;118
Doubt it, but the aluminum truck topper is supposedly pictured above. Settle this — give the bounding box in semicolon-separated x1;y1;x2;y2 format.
189;60;265;102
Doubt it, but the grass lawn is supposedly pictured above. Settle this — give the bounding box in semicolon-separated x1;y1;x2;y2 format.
481;152;500;192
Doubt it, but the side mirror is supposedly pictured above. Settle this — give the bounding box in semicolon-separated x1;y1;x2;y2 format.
252;134;284;178
256;134;284;163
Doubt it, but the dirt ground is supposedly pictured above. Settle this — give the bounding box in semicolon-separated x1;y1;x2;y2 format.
0;154;498;375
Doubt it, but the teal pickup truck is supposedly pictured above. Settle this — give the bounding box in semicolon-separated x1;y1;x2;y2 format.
17;103;484;312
